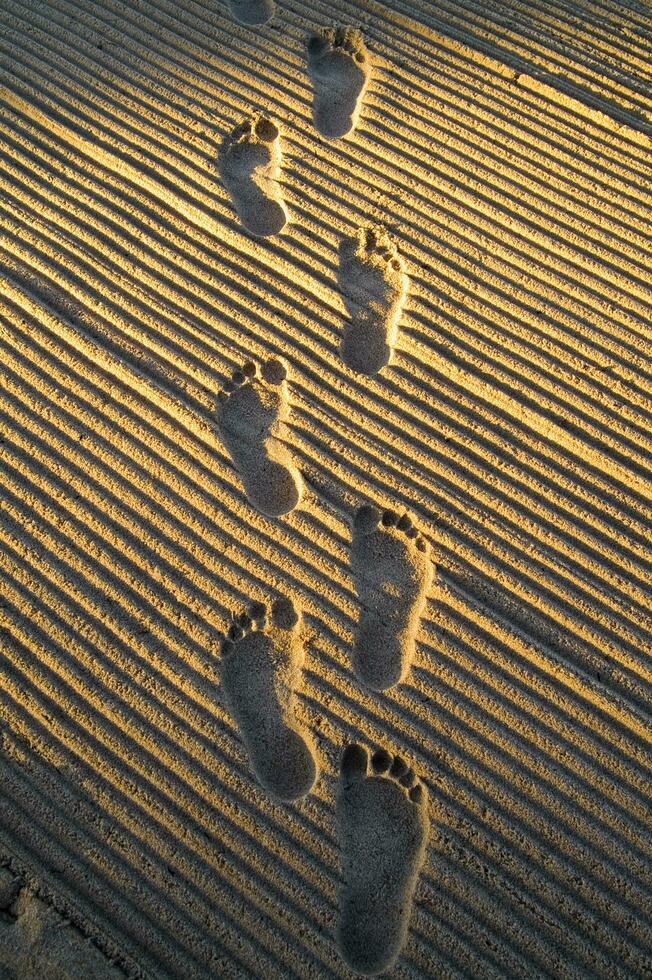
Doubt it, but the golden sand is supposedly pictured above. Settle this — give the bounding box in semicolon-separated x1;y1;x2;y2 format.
0;0;650;976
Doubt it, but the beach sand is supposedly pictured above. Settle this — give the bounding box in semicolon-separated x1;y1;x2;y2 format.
0;0;650;976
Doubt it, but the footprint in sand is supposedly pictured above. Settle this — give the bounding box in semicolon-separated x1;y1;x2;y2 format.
351;503;432;691
307;27;370;139
228;0;274;25
338;226;409;376
338;743;429;975
218;115;287;237
216;356;302;517
220;597;317;800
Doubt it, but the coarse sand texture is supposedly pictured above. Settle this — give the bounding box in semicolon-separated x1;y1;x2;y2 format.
220;597;317;800
338;744;430;975
1;0;651;976
0;868;121;980
307;27;371;139
216;356;302;517
228;0;275;26
351;504;433;690
218;115;288;237
339;226;409;375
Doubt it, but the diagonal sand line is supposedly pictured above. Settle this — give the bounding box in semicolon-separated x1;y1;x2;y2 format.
3;88;649;501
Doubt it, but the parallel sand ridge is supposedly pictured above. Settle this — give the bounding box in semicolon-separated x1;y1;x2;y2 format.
0;0;651;976
381;0;652;133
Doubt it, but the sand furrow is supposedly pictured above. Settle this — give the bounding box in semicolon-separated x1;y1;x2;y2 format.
305;643;652;913
1;0;650;975
0;637;513;980
310;0;652;125
0;722;292;979
2;126;649;447
2;288;648;740
4;315;651;728
1;245;648;600
3;196;645;520
3;284;648;756
1;450;648;872
297;442;652;705
0;620;344;938
6;2;650;266
1;195;648;592
0;550;346;883
2;168;648;556
2;395;648;862
302;673;651;976
2;38;650;343
2;91;647;393
26;0;652;218
1;430;648;896
1;612;640;980
4;148;651;475
1;86;648;376
0;765;172;978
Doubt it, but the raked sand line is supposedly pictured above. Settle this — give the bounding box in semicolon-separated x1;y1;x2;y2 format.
3;234;648;700
307;27;371;140
220;597;317;801
5;59;648;330
338;226;409;376
0;868;122;980
351;503;433;691
338;743;429;975
218;115;288;238
216;355;303;517
2;1;652;976
2;253;648;700
228;0;275;27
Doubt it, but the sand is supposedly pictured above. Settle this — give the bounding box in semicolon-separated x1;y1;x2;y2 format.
216;356;303;516
338;743;429;974
0;865;122;979
0;0;651;976
220;596;317;800
307;28;371;140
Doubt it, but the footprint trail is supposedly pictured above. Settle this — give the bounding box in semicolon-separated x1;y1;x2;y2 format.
216;356;302;517
228;0;275;25
338;743;429;975
220;597;317;800
351;503;432;690
338;226;409;375
307;27;370;139
218;116;287;237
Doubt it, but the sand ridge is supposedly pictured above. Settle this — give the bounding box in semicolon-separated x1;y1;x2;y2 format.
0;0;650;976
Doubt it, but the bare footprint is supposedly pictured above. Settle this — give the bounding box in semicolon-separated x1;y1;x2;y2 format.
338;226;409;376
351;504;432;691
216;357;302;517
338;743;429;975
218;116;287;237
220;597;317;800
307;27;370;139
229;0;274;25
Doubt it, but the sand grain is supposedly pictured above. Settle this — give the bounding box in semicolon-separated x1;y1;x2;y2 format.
0;0;650;976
